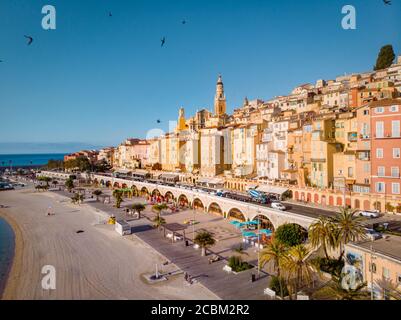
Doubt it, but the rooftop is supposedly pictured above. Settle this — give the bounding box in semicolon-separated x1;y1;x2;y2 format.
347;236;401;263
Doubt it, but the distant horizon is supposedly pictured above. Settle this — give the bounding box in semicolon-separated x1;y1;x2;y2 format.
0;142;106;155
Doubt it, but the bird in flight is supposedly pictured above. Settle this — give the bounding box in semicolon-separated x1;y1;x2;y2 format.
156;119;161;124
24;35;33;45
383;0;391;4
161;37;166;47
182;19;186;25
109;11;112;17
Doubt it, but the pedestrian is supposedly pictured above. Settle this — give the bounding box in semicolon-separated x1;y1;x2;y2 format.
184;272;188;282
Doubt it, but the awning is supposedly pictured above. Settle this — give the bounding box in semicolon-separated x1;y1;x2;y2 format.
197;177;225;185
256;184;289;195
159;173;179;180
115;169;132;174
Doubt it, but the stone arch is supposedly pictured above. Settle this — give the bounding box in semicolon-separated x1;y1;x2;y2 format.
113;182;120;189
227;208;246;222
346;198;351;207
354;199;360;209
363;200;370;210
208;202;223;216
329;196;334;206
131;185;138;197
294;191;299;200
193;198;204;211
99;179;105;186
374;201;381;212
152;189;161;196
178;194;189;207
336;197;343;206
301;192;305;201
253;214;275;231
140;187;149;197
105;181;111;188
314;193;319;204
165;191;174;202
307;193;312;202
122;183;128;189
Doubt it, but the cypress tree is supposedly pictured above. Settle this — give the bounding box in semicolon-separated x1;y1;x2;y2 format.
374;45;395;70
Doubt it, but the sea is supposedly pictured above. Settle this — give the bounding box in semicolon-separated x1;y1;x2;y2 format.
0;153;66;168
0;218;15;297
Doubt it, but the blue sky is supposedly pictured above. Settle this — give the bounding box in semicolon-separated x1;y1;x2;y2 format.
0;0;400;150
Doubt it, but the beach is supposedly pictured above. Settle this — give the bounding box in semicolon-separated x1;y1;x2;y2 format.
0;188;218;300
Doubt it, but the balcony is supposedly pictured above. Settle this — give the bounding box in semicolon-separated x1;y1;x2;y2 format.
311;158;326;163
359;134;370;140
348;132;358;142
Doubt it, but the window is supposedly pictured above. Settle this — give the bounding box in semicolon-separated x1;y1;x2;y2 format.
376;148;384;159
392;120;400;138
375;107;384;114
364;178;370;184
376;121;384;138
376;182;385;193
391;167;399;178
392;183;400;194
378;166;385;177
383;267;390;280
397;274;401;284
390;105;399;112
348;167;354;178
363;109;369;115
394;148;401;159
363;163;370;173
369;263;377;273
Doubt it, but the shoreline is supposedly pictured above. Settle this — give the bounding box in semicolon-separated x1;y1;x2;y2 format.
0;211;24;300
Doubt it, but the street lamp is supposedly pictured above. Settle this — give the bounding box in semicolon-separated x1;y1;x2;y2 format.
370;244;377;300
257;208;261;279
192;194;196;242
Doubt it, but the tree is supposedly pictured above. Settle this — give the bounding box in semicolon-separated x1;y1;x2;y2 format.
260;239;288;298
194;231;216;256
153;216;166;228
92;189;102;201
308;216;337;259
374;45;395;71
47;159;64;170
132;203;146;219
152;203;167;219
275;223;307;247
331;207;366;260
281;244;313;298
113;189;123;208
324;275;369;300
37;176;52;187
65;178;74;192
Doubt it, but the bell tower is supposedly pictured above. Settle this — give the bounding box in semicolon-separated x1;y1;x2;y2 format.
214;74;226;116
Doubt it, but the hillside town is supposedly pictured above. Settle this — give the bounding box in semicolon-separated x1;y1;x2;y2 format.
65;55;401;215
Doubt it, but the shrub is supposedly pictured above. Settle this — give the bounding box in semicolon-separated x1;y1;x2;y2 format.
269;276;289;297
275;223;307;247
312;257;344;277
228;256;253;272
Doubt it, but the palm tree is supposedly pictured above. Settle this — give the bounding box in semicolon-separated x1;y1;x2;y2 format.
112;189;123;208
153;216;166;229
332;207;367;260
308;216;337;259
282;244;313;298
65;178;74;192
194;231;216;256
152;204;167;229
260;239;288;298
92;189;102;201
324;275;369;300
132;203;146;218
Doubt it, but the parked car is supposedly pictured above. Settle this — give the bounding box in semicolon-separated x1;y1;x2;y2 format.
358;210;380;218
364;228;382;241
271;202;286;211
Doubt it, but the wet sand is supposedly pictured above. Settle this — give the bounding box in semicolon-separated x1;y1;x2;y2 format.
0;188;218;300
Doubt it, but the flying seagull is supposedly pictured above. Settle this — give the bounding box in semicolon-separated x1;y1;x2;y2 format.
182;19;186;25
161;37;166;47
383;0;391;4
109;11;112;17
156;119;161;124
24;35;33;45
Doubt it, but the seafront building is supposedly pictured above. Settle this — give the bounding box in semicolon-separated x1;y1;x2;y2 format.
65;56;401;213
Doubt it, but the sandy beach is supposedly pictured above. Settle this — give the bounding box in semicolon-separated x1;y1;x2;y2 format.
0;188;218;300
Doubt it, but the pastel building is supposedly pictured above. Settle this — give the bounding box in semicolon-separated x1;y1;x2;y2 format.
370;99;401;212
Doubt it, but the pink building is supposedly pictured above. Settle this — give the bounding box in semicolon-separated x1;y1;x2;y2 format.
370;99;401;212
